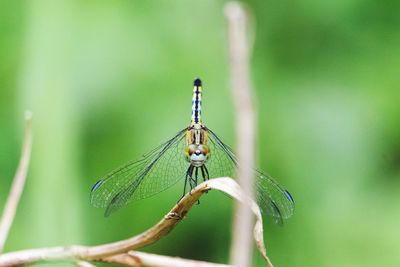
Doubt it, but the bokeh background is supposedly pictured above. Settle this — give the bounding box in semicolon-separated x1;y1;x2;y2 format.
1;1;399;266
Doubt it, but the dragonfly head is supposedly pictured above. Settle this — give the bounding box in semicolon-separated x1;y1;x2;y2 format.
185;144;210;167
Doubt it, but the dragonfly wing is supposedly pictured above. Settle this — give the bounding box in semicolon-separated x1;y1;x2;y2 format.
254;170;295;224
90;128;188;216
206;130;236;179
130;131;189;201
206;128;295;224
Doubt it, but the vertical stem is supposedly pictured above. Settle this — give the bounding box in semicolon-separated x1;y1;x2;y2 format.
0;112;33;253
225;2;256;267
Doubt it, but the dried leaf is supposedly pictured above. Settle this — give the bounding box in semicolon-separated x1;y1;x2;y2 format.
205;178;273;267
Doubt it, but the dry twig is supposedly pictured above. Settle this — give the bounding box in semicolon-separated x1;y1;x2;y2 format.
0;178;270;267
105;251;231;267
0;111;33;253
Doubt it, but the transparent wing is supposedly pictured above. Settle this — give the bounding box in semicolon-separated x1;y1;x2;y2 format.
90;128;189;216
206;127;295;224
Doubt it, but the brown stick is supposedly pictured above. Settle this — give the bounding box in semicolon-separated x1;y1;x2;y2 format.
224;2;258;267
0;181;210;266
0;111;33;253
0;178;270;267
104;251;232;267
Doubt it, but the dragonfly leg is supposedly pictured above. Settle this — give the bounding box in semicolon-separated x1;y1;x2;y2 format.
188;165;196;196
193;167;200;205
200;165;210;182
194;167;199;187
188;167;197;196
200;165;210;195
200;166;206;183
204;165;210;180
180;165;194;201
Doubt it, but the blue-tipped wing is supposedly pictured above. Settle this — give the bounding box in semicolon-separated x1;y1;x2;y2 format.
90;128;188;216
206;127;295;224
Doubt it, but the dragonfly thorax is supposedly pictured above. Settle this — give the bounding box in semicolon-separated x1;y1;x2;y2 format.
185;126;210;167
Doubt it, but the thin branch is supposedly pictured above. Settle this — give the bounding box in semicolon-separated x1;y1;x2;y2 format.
83;181;211;260
104;251;232;267
224;2;258;267
0;111;33;253
0;178;269;267
0;179;211;266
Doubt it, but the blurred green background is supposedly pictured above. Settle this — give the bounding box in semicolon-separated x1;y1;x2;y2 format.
1;1;399;266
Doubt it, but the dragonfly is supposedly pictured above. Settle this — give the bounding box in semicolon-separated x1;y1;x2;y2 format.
90;78;294;224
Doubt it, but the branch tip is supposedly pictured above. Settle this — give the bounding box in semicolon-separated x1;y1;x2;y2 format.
0;178;270;266
0;112;33;253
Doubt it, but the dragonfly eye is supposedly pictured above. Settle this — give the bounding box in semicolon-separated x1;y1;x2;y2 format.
186;144;197;156
199;144;210;156
185;144;210;158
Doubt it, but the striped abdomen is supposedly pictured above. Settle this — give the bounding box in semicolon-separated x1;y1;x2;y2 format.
191;78;202;124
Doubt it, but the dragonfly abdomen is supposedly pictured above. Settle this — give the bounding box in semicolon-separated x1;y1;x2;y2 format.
191;78;202;124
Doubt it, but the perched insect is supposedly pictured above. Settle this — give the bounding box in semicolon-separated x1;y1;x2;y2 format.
91;78;294;224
